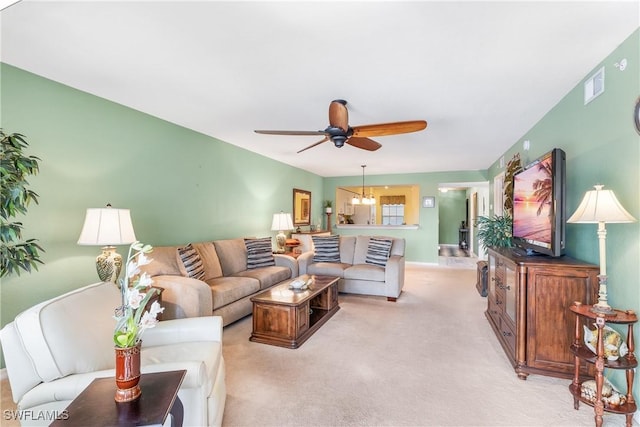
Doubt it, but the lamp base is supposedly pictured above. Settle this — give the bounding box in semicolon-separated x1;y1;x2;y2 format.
96;246;123;283
590;303;617;316
590;274;617;316
275;231;286;253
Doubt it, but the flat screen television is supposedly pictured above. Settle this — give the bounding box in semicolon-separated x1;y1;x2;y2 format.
511;148;566;257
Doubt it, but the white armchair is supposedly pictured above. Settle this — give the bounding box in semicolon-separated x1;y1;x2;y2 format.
0;282;226;426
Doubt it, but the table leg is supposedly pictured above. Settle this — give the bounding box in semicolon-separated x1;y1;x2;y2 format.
169;396;184;427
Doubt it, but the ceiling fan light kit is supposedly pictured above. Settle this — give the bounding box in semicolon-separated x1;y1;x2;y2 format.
255;99;427;153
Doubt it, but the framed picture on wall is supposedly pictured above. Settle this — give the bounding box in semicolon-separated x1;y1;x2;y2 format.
422;196;435;208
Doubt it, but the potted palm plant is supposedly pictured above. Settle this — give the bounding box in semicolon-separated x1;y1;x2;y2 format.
324;200;333;214
476;215;513;251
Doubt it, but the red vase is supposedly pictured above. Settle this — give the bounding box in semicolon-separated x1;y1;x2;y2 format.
114;341;142;402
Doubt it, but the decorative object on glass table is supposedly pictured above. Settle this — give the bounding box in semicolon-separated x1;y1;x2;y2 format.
582;324;628;361
581;378;627;408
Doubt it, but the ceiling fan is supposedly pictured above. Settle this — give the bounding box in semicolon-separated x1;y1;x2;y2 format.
254;99;427;153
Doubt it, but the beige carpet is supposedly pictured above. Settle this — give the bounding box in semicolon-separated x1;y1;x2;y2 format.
220;263;631;427
1;262;633;426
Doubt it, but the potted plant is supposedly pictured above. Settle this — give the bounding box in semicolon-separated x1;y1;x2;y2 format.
476;215;513;251
0;130;44;277
324;200;333;214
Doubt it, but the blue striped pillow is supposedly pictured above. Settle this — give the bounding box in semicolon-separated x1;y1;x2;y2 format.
178;243;206;280
365;237;393;267
244;237;275;269
312;235;340;262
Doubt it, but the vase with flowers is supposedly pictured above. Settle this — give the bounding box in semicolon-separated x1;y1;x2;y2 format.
113;241;164;402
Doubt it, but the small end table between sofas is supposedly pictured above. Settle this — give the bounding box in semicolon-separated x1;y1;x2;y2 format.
50;370;186;427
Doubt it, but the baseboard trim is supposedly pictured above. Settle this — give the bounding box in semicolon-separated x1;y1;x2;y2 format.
1;368;7;381
406;261;439;267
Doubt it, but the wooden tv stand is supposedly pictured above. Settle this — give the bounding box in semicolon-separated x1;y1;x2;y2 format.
486;247;599;380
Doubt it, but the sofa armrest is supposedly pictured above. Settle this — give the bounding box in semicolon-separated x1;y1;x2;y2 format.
384;255;405;298
152;275;212;319
274;253;299;277
297;251;314;275
143;316;223;346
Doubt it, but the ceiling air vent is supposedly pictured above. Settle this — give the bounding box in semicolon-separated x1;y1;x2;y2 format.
584;67;605;105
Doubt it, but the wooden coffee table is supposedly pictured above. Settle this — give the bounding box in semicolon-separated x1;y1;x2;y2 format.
250;275;340;348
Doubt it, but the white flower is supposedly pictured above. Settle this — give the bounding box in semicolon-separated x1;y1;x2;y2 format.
136;252;152;267
114;241;162;348
126;259;141;278
148;300;164;317
136;272;153;289
127;288;144;309
139;307;161;330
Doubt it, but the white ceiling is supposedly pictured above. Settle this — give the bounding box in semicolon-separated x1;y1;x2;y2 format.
1;1;638;177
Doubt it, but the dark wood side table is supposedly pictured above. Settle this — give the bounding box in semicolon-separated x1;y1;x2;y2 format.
51;370;186;427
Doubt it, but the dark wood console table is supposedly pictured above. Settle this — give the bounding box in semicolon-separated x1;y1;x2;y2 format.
51;370;185;427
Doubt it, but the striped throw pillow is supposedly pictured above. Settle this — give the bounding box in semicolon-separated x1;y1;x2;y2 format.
365;237;393;267
312;235;340;263
178;243;205;280
244;237;275;269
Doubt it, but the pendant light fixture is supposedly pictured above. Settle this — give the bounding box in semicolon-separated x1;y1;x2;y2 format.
352;165;375;205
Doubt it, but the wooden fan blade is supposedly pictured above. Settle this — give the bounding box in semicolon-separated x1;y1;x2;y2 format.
255;130;325;136
352;120;427;137
297;136;329;153
346;137;382;151
328;100;348;131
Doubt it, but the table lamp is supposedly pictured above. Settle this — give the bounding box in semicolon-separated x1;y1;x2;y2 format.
567;185;636;314
78;204;137;283
271;212;294;253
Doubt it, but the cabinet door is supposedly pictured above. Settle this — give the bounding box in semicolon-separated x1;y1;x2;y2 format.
526;266;597;375
487;255;500;324
504;261;517;328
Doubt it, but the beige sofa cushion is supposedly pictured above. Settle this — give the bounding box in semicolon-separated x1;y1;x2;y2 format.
353;235;372;265
234;265;292;290
213;238;248;276
340;236;357;264
192;241;224;280
142;246;187;277
307;262;350;277
344;264;385;281
207;276;260;309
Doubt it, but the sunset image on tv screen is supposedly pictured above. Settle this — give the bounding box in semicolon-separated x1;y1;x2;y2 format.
512;155;553;246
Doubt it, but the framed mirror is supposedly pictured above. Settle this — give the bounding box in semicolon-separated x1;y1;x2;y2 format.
293;188;311;226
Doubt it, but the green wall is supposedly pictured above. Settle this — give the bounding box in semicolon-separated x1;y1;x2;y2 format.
438;190;467;245
0;63;324;330
487;30;640;391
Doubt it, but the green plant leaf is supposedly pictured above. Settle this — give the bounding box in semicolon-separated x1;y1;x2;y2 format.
0;129;44;278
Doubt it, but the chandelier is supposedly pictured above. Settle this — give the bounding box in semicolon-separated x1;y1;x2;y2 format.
351;165;376;205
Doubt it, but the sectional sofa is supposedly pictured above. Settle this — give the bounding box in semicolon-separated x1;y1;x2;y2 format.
140;238;298;326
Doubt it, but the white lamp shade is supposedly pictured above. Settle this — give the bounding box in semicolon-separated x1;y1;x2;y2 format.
271;212;294;231
78;207;137;246
568;185;636;224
